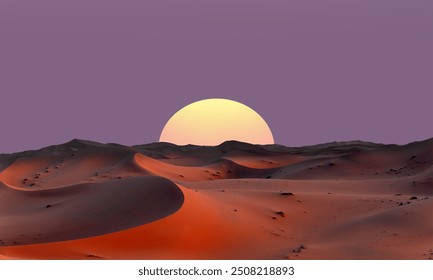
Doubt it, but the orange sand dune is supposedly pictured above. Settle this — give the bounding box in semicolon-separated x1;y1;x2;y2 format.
0;176;183;246
135;153;276;182
0;185;265;259
0;138;432;259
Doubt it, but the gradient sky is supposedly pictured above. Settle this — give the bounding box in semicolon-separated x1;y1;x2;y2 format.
1;0;432;153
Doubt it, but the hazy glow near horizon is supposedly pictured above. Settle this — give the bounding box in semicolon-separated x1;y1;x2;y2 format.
159;98;274;146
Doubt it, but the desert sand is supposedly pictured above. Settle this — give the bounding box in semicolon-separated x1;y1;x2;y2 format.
0;138;432;260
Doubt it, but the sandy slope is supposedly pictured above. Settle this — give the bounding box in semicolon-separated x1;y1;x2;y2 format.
0;138;432;259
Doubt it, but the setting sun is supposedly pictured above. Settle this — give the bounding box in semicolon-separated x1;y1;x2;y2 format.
159;98;274;145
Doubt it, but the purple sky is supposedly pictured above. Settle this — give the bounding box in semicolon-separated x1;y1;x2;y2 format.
1;0;432;153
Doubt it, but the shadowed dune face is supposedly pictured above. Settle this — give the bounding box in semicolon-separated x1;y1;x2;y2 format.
0;138;432;259
0;176;184;246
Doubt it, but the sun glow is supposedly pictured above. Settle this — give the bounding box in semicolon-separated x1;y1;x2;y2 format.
159;98;274;146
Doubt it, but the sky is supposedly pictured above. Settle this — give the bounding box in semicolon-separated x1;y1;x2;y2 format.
1;0;432;153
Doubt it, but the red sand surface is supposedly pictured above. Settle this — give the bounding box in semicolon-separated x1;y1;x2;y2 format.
0;138;432;259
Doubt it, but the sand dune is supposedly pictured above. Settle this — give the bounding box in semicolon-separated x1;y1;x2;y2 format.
0;176;184;246
0;138;432;259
